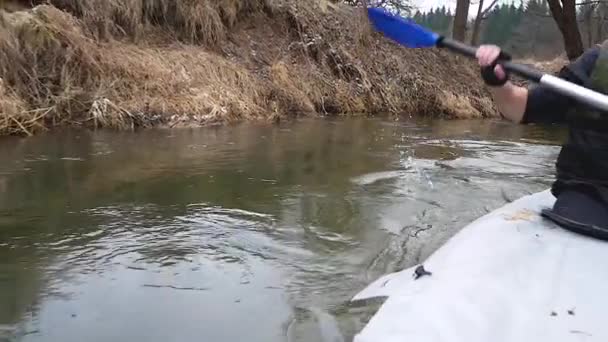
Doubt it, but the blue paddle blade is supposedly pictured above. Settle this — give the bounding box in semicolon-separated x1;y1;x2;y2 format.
367;7;440;48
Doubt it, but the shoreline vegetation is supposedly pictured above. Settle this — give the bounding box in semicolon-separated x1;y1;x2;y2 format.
0;0;501;136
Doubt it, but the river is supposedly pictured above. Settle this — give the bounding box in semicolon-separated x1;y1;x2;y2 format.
0;117;565;342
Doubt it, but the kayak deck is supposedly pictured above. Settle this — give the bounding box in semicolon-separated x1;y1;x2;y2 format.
352;190;608;342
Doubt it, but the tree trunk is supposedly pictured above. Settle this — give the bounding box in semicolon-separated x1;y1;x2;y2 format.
470;0;485;45
585;7;594;48
546;0;584;60
470;0;498;46
598;6;606;45
600;20;605;45
453;0;470;42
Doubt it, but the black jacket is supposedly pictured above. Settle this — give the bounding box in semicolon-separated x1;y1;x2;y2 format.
522;46;608;204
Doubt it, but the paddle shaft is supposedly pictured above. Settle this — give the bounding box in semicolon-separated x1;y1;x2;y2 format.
438;37;608;113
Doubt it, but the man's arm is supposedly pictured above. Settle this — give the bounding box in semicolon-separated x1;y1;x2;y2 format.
476;45;528;123
476;44;600;125
487;82;528;123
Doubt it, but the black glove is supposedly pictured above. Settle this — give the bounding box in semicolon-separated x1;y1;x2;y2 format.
481;51;512;87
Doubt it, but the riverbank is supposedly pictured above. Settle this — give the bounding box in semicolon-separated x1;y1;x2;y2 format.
0;0;497;136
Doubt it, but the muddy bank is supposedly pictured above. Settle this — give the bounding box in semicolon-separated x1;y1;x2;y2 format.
0;0;496;136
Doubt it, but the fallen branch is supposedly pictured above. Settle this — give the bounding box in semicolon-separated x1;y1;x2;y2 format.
9;116;32;136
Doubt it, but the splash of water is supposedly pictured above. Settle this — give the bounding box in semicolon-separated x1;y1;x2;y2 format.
309;307;345;342
401;151;434;190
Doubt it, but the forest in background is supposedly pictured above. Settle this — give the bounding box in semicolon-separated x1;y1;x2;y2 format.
408;0;608;60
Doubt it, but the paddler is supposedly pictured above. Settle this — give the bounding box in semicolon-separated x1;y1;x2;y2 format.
476;43;608;238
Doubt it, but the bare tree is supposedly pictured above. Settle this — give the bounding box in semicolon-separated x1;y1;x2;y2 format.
595;2;608;44
581;3;596;47
546;0;584;59
470;0;499;45
577;1;608;48
453;0;471;41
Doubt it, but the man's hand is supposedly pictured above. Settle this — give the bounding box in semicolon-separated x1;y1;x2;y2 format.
476;45;509;87
475;45;528;123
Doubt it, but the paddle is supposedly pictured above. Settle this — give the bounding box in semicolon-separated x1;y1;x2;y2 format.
364;7;608;113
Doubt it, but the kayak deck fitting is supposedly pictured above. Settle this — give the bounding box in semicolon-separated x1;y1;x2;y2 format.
352;190;608;342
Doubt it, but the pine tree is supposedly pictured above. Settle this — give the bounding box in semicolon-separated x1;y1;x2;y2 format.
506;0;563;57
413;10;423;25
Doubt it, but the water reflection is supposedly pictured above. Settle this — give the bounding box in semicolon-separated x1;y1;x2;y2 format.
0;118;562;341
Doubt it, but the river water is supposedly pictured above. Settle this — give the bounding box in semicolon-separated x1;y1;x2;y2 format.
0;118;564;342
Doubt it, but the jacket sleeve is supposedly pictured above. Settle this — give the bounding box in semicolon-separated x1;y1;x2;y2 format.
521;46;600;124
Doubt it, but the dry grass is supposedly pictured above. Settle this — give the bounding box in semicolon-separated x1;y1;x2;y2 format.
511;56;568;87
517;56;568;74
44;0;269;43
436;91;483;119
0;77;35;135
0;0;496;136
269;62;317;114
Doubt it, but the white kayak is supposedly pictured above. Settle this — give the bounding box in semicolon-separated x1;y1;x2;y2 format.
352;190;608;342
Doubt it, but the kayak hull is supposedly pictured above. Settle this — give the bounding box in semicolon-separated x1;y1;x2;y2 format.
352;190;608;342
